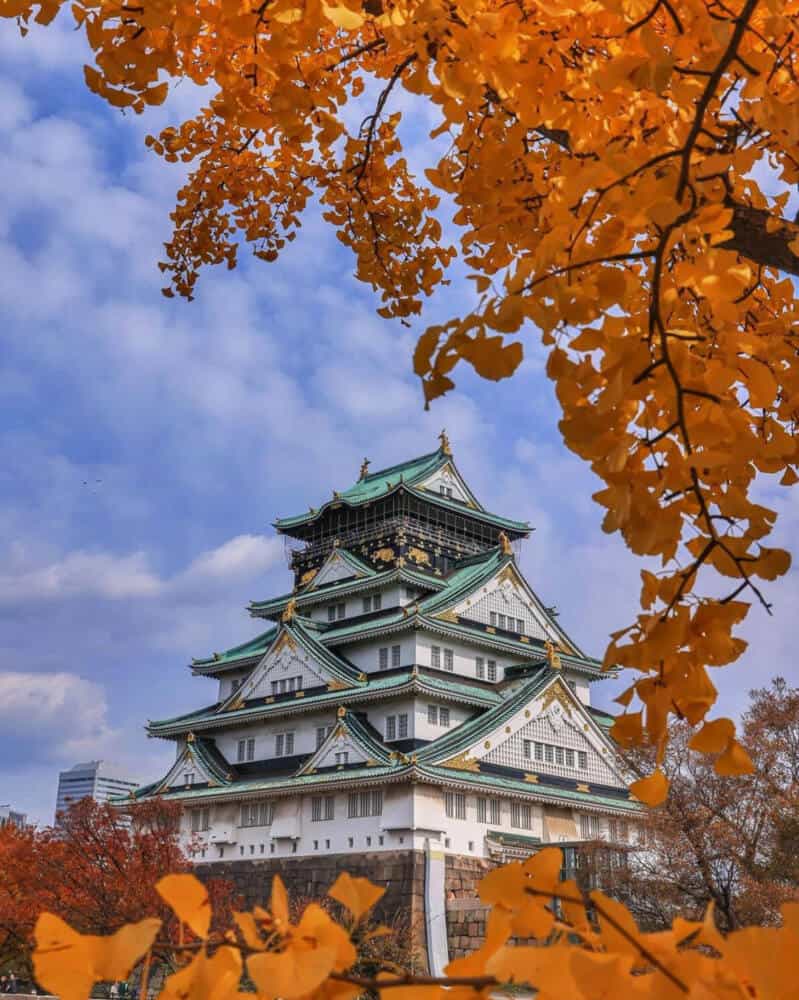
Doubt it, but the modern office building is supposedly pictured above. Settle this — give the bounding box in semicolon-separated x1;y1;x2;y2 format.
55;760;139;821
0;805;28;830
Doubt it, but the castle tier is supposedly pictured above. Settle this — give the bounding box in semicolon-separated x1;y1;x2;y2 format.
130;437;641;870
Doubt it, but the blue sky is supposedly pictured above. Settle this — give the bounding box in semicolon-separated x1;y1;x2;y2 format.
1;15;797;826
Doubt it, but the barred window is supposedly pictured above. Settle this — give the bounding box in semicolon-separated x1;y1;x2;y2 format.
240;802;273;827
439;707;450;727
362;596;372;613
445;792;466;819
190;807;210;832
347;790;383;817
335;751;349;765
443;648;454;671
275;732;294;757
392;644;401;667
327;605;336;622
498;614;506;630
312;796;335;821
379;647;389;670
386;715;396;740
316;726;327;749
580;814;590;838
555;746;564;765
545;744;554;763
487;660;497;681
431;645;441;668
237;739;246;762
489;798;501;824
476;657;485;679
476;797;487;823
510;802;532;829
578;751;588;770
517;618;524;633
374;593;382;610
428;705;438;725
535;742;543;761
565;749;575;767
490;612;497;626
398;713;409;738
336;603;346;619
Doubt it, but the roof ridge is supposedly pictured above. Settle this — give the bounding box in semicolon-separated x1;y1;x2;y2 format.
360;448;442;484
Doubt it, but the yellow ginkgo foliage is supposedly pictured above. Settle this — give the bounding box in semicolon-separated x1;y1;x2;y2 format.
5;0;799;788
30;856;799;1000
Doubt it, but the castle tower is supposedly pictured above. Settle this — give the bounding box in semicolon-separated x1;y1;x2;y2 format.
130;440;640;962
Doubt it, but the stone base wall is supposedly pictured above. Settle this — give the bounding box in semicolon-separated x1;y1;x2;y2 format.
197;851;504;966
197;850;428;970
444;855;499;957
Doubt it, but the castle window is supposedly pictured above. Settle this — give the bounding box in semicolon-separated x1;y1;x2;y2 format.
231;678;242;692
523;740;531;759
379;647;389;670
476;797;487;823
510;802;532;830
428;705;438;725
190;807;210;833
517;618;524;633
240;802;273;827
487;660;497;681
184;773;194;786
535;742;543;762
275;732;294;757
490;612;497;626
555;746;565;765
444;792;466;819
362;596;372;613
620;821;629;842
311;795;335;822
398;713;409;739
431;645;441;668
316;725;333;749
489;798;501;824
335;751;349;765
545;745;554;763
443;649;454;671
498;613;506;630
327;605;336;622
347;791;382;818
565;749;575;767
439;707;450;727
578;751;588;770
609;819;618;841
391;644;401;667
476;657;485;679
374;593;382;610
386;715;396;740
337;603;345;619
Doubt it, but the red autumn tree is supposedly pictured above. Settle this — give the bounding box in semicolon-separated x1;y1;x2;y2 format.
602;678;799;932
0;798;237;978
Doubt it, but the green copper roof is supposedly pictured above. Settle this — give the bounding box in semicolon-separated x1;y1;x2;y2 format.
192;626;278;670
417;669;553;763
148;667;500;737
248;565;444;619
273;447;529;534
299;707;392;773
417;765;642;814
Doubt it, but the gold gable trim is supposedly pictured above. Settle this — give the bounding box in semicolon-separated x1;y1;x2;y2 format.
524;773;539;784
327;679;351;691
273;632;296;654
442;752;480;772
540;680;573;717
436;609;458;623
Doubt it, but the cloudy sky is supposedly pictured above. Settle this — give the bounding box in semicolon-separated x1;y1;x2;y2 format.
1;15;797;826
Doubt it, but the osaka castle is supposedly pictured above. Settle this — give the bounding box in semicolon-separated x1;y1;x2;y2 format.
134;434;640;869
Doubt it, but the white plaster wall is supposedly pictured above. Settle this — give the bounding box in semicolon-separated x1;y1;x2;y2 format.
183;787;638;863
366;697;418;741
413;699;476;742
214;710;339;762
415;632;517;683
339;635;415;672
218;669;252;702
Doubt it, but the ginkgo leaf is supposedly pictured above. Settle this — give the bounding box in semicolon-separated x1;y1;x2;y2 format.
271;874;290;925
321;3;364;29
714;739;756;776
688;717;735;754
34;914;160;1000
247;943;337;999
161;945;242;1000
328;872;385;921
156;873;211;939
630;769;669;807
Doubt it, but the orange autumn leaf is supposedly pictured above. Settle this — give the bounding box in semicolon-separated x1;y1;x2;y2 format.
328;872;385;922
156;873;212;939
630;769;669;807
688;718;736;754
714;739;756;776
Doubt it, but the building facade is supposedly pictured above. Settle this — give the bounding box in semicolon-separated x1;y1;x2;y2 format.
132;437;641;876
56;760;140;821
0;805;28;830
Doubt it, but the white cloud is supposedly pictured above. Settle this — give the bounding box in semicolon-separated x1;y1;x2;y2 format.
0;550;162;602
185;534;284;580
0;671;115;762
